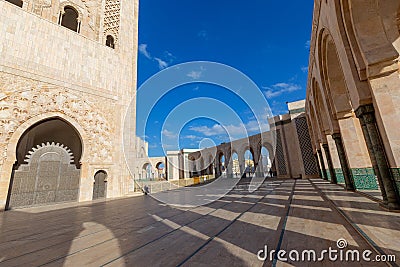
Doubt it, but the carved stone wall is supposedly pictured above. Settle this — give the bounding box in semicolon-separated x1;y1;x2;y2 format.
0;72;114;167
294;117;319;176
103;0;121;43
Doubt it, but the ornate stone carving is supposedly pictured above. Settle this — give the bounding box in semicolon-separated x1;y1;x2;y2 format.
59;1;83;22
9;142;80;208
0;84;114;166
31;0;52;16
103;0;121;43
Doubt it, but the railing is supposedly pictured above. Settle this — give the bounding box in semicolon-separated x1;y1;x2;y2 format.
135;174;218;194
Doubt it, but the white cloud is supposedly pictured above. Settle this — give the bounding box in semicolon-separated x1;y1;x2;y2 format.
164;51;176;62
301;66;308;73
139;43;172;70
139;44;151;59
262;83;302;99
162;129;177;139
162;144;178;150
182;135;198;140
189;119;269;139
187;70;202;79
155;57;168;69
305;40;311;49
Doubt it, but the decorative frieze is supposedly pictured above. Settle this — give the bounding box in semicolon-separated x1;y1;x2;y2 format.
0;72;114;166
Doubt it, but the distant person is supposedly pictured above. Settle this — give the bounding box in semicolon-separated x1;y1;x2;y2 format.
143;185;149;195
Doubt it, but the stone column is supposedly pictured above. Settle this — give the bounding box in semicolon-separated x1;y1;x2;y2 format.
314;153;323;179
225;154;233;178
238;154;245;177
317;150;328;180
323;143;337;184
254;151;264;177
332;133;355;191
356;104;400;210
356;111;388;205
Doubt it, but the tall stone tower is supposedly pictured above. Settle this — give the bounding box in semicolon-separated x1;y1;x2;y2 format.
0;0;139;210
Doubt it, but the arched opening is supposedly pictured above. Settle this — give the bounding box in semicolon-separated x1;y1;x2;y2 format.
93;170;107;200
261;147;271;177
217;153;225;177
61;6;79;32
313;80;336;134
243;149;254;178
7;118;83;209
5;0;23;7
156;162;165;180
323;38;353;115
15;118;83;168
142;163;153;180
106;35;115;49
231;152;239;177
320;34;379;194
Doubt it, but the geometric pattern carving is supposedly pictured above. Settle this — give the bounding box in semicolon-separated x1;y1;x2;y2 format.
335;168;345;184
351;168;378;190
0;87;113;166
295;117;319;175
9;142;80;208
103;0;121;43
276;130;287;175
31;0;52;16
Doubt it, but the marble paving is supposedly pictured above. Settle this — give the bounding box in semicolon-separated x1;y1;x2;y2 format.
0;178;398;267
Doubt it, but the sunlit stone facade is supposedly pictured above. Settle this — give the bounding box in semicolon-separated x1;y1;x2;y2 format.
305;0;400;210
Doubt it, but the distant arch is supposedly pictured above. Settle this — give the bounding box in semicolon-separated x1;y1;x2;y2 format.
93;170;107;200
106;35;115;49
142;163;152;180
60;6;80;32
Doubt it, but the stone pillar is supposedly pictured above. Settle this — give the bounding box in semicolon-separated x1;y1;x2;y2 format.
356;110;388;205
332;133;355;191
314;153;323;179
323;143;337;184
225;154;233;178
356;104;400;210
317;150;328;180
254;150;264;177
238;154;245;177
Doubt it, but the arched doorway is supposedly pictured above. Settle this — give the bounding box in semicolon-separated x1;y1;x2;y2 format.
231;152;239;177
7;118;83;209
218;153;225;177
156;162;165;179
93;171;107;200
142;163;152;180
261;147;271;177
244;149;254;178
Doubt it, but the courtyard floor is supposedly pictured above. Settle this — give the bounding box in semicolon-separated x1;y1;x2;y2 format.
0;178;399;267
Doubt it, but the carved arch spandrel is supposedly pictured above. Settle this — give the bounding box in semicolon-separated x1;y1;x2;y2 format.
0;89;114;166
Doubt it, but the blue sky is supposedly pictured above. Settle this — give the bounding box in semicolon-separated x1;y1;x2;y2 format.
136;1;314;157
